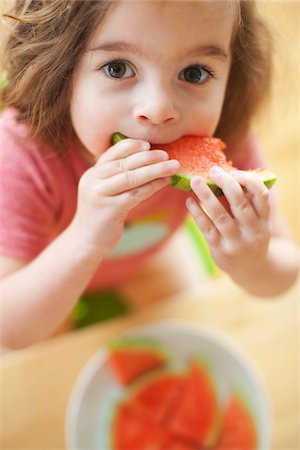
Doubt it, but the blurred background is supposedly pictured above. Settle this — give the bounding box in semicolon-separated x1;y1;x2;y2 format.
254;1;299;242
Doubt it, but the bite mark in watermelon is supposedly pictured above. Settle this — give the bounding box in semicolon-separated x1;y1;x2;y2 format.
112;132;276;195
215;394;257;450
107;338;168;385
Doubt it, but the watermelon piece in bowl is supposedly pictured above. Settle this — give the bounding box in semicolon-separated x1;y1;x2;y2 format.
111;399;199;450
127;370;185;425
112;132;276;195
65;320;272;450
215;392;257;450
168;358;226;448
107;337;169;385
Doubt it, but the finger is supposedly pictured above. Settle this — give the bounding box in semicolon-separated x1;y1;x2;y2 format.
97;139;150;165
101;159;180;195
117;177;171;206
186;197;221;247
230;170;271;219
96;150;169;178
190;176;239;240
209;167;258;227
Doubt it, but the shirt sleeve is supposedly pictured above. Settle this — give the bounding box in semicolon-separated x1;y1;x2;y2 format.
0;128;59;261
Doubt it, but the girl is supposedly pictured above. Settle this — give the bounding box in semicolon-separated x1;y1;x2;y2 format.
0;0;299;349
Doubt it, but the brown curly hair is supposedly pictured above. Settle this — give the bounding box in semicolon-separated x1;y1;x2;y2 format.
0;0;273;150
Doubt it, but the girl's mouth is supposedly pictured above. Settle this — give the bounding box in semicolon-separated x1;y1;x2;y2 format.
118;133;183;146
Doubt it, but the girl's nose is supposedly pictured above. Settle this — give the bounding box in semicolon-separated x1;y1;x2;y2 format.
133;84;180;125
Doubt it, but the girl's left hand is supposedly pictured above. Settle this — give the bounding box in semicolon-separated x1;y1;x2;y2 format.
186;166;272;279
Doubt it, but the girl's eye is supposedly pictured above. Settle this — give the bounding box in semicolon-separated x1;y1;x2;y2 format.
101;60;135;79
179;65;212;84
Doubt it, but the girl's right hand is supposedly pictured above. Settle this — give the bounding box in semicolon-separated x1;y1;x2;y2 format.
72;138;180;256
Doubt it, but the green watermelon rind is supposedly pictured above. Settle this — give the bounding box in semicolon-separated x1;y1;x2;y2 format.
125;367;185;399
228;385;258;436
171;171;276;196
112;131;127;145
171;173;224;195
107;337;170;359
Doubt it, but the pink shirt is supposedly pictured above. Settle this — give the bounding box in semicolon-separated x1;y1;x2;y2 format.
0;109;267;290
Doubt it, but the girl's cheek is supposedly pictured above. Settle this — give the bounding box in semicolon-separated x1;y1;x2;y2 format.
187;102;223;137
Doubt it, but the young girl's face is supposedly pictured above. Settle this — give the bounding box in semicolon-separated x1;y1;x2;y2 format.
70;0;235;160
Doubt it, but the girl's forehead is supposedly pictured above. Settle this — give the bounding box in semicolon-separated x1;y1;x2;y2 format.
90;0;237;51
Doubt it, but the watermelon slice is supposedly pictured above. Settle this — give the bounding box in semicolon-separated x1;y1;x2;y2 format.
215;394;257;450
111;400;199;450
112;132;276;195
107;338;168;385
129;371;185;425
168;359;221;448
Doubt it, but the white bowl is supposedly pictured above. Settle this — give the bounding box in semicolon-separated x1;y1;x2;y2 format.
65;320;272;450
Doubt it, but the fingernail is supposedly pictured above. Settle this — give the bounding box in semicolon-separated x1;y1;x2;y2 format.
192;176;204;186
168;160;180;170
210;166;223;174
159;151;169;161
142;141;151;150
186;197;196;208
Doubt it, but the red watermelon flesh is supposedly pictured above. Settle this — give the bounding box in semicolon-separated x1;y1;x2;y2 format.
130;372;185;425
108;339;168;385
111;401;167;450
160;136;230;176
215;395;256;450
168;360;220;447
159;434;198;449
110;366;258;450
112;401;198;450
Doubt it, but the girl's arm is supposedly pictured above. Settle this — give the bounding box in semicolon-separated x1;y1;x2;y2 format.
223;205;299;296
0;138;179;349
0;222;104;349
230;235;299;296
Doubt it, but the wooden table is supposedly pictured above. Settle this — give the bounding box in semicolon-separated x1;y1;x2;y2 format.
0;275;299;450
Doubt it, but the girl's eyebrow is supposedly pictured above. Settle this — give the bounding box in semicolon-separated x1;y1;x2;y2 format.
89;41;228;62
